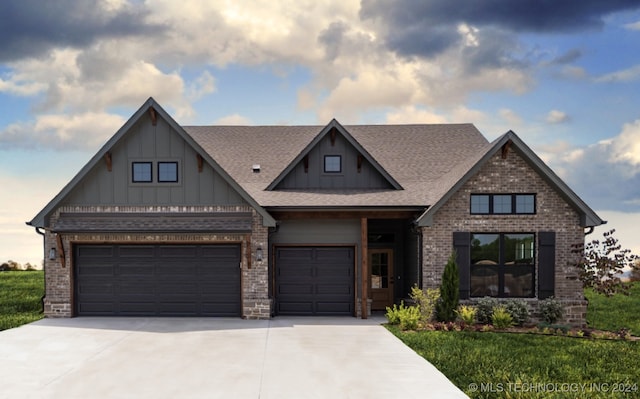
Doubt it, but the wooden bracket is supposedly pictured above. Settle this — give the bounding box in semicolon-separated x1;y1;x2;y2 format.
104;152;112;172
149;107;157;126
330;128;337;146
303;155;309;173
197;154;203;173
501;140;512;159
55;234;66;267
357;154;363;173
245;235;252;269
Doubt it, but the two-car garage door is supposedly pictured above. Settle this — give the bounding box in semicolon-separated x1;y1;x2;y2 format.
75;244;241;316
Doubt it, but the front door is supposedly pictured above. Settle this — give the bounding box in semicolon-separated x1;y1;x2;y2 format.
369;249;394;310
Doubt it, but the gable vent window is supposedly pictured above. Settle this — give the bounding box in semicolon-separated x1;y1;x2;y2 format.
471;194;536;215
158;162;178;182
132;162;152;183
324;155;342;173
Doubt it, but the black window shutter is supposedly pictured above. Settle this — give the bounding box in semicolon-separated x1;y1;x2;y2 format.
538;231;556;299
453;232;471;299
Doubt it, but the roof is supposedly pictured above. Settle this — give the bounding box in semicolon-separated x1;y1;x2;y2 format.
28;98;604;229
185;123;490;208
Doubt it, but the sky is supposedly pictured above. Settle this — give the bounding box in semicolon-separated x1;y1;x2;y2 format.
1;0;640;266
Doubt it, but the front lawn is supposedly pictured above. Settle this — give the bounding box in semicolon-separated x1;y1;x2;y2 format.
0;271;44;331
586;282;640;333
388;282;640;399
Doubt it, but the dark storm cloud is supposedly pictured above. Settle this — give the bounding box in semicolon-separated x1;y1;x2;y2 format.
0;1;164;62
360;0;640;58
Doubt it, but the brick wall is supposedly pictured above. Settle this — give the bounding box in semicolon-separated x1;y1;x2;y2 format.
43;205;271;319
422;148;587;326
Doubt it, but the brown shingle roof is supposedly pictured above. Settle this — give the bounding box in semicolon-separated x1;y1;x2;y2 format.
184;123;490;207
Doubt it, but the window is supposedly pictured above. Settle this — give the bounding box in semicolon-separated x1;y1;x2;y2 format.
132;162;152;183
158;162;178;182
324;155;342;173
470;233;535;298
470;194;536;214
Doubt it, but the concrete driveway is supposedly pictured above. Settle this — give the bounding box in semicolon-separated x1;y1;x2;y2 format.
0;317;467;399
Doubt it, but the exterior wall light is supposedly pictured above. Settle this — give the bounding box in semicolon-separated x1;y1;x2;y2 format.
49;247;57;260
256;247;263;262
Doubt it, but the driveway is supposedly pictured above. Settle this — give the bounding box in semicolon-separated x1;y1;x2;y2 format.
0;317;467;398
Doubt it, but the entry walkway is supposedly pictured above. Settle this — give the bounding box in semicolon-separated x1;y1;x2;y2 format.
0;316;467;398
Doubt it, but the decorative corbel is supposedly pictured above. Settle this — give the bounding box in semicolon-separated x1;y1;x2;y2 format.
330;128;337;146
303;155;309;173
55;234;66;267
149;107;157;126
501;140;512;159
357;154;363;173
104;152;112;172
197;154;204;173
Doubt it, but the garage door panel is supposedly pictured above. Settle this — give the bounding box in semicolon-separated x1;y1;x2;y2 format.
75;244;241;317
276;247;354;316
160;245;198;257
316;284;351;295
77;246;114;258
119;246;155;257
316;302;352;314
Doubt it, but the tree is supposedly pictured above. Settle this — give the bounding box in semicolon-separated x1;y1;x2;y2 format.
572;229;639;296
436;251;459;322
630;259;640;282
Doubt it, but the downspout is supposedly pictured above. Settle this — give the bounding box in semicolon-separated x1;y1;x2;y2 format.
584;226;595;236
35;227;46;314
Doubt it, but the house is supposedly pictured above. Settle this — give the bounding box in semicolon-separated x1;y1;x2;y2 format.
28;98;605;325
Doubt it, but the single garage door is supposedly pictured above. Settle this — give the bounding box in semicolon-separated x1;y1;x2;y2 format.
276;246;354;316
75;244;241;316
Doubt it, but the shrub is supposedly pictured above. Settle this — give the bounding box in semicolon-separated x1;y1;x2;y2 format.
504;299;530;326
436;252;459;322
475;297;498;324
456;305;476;326
385;301;421;330
491;306;513;329
539;296;563;324
410;285;440;323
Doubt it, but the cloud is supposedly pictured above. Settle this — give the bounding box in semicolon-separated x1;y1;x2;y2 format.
0;0;164;62
546;110;570;124
360;0;640;58
215;114;252;125
0;112;125;151
595;65;640;83
545;119;640;212
550;49;583;65
499;108;523;126
624;20;640;30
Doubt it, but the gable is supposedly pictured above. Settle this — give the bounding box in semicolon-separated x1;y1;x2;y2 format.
267;120;402;191
416;131;605;227
63;115;247;207
29;98;275;228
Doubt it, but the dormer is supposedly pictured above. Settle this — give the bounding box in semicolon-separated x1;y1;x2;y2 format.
267;120;402;191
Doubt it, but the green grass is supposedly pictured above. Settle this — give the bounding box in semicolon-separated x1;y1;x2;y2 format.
586;282;640;333
389;327;639;398
0;270;44;331
389;283;640;399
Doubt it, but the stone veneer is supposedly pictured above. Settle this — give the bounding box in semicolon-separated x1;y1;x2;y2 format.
421;149;588;326
43;205;271;319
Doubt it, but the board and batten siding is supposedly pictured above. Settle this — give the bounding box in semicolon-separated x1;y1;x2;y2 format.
275;133;392;190
63;117;247;207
